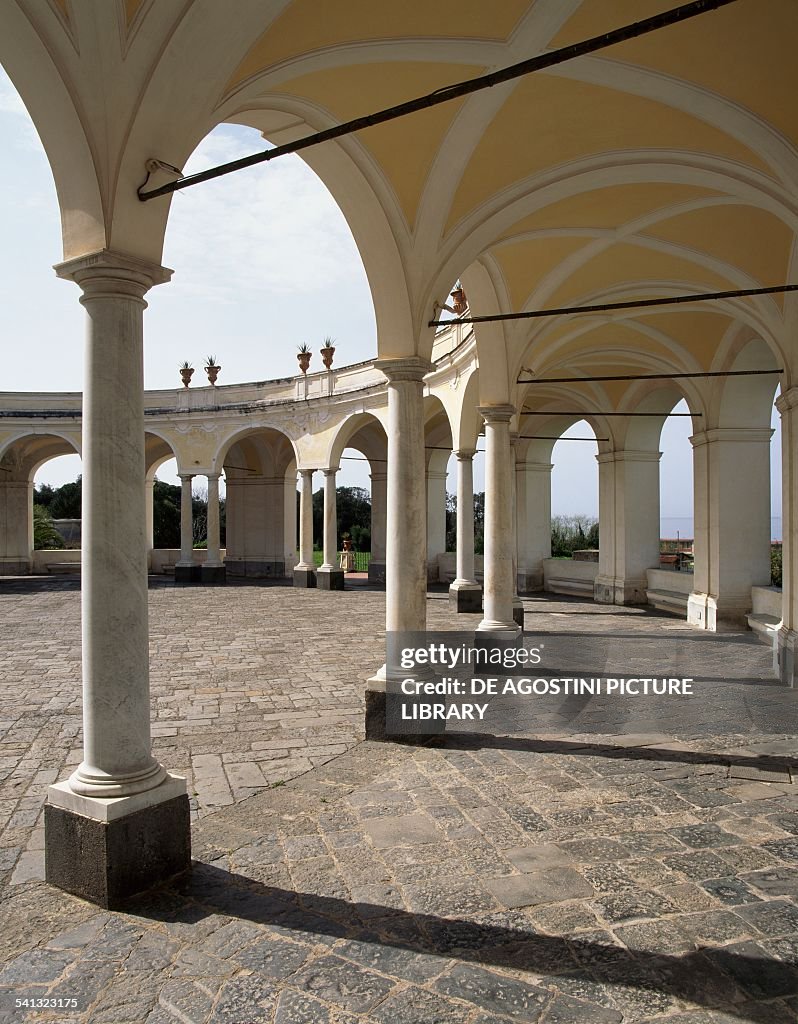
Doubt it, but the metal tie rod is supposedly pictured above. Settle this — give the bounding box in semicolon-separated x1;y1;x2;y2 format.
518;368;783;384
138;0;737;201
431;284;798;328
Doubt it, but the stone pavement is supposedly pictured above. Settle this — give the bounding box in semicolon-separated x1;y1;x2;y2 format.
1;579;798;1022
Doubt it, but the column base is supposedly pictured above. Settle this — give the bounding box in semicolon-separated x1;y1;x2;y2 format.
225;559;285;579
517;568;543;594
45;775;190;909
777;627;797;687
513;599;525;628
174;563;200;584
200;564;226;585
448;581;483;613
687;592;751;631
317;567;345;590
365;686;387;741
0;558;31;576
368;561;386;582
594;575;648;606
293;567;317;588
475;620;523;640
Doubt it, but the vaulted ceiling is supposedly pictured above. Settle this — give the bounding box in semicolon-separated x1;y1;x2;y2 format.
2;0;796;406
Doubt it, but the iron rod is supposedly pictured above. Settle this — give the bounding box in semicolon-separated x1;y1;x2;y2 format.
431;284;798;327
138;0;737;201
518;368;783;384
521;411;698;417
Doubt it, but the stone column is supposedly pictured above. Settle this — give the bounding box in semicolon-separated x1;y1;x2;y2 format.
317;468;344;590
477;405;522;638
594;450;661;605
449;450;482;612
293;468;316;587
201;472;226;584
145;476;155;573
426;465;448;584
368;470;387;581
367;358;433;737
777;389;797;683
688;427;773;630
510;433;524;627
174;474;196;583
0;480;33;575
516;462;552;592
46;250;188;908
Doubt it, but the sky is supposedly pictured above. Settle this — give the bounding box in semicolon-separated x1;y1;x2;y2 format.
0;66;781;531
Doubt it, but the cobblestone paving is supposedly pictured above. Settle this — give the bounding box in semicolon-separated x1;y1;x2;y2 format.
1;580;798;1022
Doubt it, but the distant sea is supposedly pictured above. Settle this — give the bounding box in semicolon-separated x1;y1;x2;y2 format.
661;516;782;542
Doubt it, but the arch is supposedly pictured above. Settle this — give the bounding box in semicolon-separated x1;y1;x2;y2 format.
144;430;179;480
0;432;81;482
213;424;299;477
714;336;781;430
326;412;388;472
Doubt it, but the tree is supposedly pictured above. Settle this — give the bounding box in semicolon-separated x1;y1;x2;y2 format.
310;485;372;550
50;478;82;518
152;479;181;548
33;504;65;550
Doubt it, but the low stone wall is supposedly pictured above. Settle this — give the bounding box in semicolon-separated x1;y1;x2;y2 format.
32;549;81;573
543;557;598;597
748;584;783;643
434;552;484;585
645;567;694;615
149;549;228;574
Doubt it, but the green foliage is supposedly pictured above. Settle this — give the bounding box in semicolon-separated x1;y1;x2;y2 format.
33;504;65;550
551;514;599;557
36;477;82;519
152;479;181;548
772;543;783;588
311;485;371;549
445;492;485;554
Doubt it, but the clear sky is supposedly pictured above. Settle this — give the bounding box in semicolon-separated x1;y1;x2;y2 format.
0;66;781;532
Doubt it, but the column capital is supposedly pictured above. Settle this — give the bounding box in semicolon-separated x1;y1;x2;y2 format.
206;472;222;483
454;449;476;461
298;467;315;479
597;449;663;464
374;357;434;383
776;387;798;414
323;467;338;478
55;249;172;299
178;473;194;483
478;404;516;424
692;427;774;447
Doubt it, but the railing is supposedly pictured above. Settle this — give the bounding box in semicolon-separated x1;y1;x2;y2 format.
311;551;371;572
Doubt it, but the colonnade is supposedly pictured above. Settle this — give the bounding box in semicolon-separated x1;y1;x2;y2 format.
0;258;783;904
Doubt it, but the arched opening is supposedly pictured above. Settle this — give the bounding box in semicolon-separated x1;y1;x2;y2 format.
218;427;298;579
423;397;454;585
328;413;389;580
151;123;377;389
1;433;81;573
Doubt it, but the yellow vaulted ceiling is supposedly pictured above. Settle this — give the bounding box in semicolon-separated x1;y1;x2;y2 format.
644;205;794;295
447;74;769;232
272;63;478;228
498;183;720;239
493;236;593;310
227;0;528;89
553;0;798;144
545;242;737;310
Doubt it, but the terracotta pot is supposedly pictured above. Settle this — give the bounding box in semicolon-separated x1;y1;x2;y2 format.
205;364;220;385
297;352;311;374
451;287;467;314
180;367;194;388
320;345;335;369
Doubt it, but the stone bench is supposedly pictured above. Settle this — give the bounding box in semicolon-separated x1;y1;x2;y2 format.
746;612;781;641
646;587;688;615
46;562;81;575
